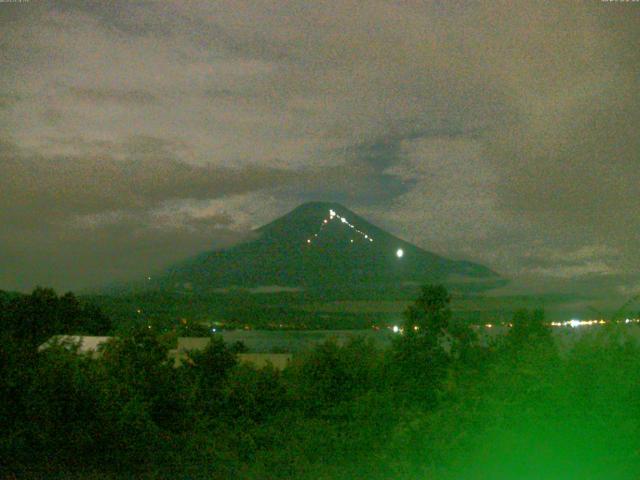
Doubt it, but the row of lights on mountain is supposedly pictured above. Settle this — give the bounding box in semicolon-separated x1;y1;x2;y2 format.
304;209;404;259
306;209;375;245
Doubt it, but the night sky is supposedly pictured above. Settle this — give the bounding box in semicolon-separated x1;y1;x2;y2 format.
1;1;638;298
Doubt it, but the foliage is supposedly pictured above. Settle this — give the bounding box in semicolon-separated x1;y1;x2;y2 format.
404;284;452;337
507;307;552;348
0;287;111;346
2;285;640;479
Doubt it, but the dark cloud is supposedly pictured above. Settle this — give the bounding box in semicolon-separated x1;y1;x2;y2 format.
0;212;246;292
0;0;638;298
51;0;175;37
0;137;297;227
184;213;235;229
67;86;158;105
0;92;20;109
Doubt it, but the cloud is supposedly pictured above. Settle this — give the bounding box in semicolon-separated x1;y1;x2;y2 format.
0;92;20;110
67;86;158;105
529;262;617;280
0;211;247;292
0;136;297;227
0;0;638;294
0;134;298;290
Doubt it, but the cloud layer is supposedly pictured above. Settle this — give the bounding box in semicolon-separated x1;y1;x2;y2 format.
1;1;638;296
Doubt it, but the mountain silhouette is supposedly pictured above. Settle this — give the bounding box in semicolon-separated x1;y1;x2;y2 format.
159;201;502;298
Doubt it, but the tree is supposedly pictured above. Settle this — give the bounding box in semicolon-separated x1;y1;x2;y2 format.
404;284;452;339
0;288;112;347
389;285;457;405
288;337;382;414
507;308;551;348
186;336;238;388
4;287;59;345
183;336;239;417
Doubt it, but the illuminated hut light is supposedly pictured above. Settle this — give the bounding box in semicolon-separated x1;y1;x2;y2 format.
396;248;404;258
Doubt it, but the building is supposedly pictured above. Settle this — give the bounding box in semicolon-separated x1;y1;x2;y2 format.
39;335;292;370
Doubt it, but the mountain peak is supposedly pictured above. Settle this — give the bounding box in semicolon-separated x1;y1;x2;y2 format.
158;201;502;296
256;201;358;237
287;201;352;216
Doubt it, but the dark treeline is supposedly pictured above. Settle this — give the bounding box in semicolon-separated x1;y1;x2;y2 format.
87;290;387;332
2;286;640;479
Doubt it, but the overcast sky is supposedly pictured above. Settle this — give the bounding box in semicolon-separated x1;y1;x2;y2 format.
1;0;638;297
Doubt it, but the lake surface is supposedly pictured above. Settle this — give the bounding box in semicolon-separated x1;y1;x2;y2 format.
214;325;640;353
215;329;395;352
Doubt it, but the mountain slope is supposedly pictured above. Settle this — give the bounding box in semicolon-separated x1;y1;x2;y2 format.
158;202;502;298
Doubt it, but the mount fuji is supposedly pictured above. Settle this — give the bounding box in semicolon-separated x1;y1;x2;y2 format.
155;202;503;299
